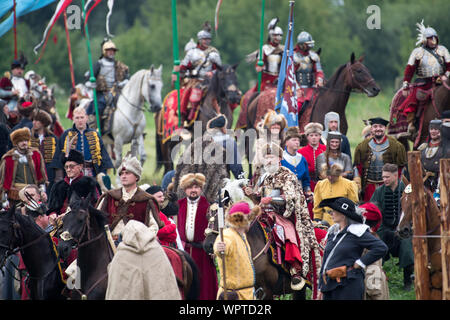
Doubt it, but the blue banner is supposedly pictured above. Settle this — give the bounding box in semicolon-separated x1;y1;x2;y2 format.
274;3;298;127
0;0;56;38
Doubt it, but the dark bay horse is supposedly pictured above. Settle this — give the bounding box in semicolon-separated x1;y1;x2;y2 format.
155;64;242;175
203;203;306;300
398;188;442;299
61;197;199;300
244;53;380;135
0;207;66;300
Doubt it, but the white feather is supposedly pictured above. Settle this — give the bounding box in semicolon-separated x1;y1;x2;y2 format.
416;19;426;46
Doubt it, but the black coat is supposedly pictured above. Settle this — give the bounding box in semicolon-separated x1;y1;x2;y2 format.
319;224;388;300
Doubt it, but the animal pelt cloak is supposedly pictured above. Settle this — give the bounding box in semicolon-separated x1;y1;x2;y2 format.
172;133;228;203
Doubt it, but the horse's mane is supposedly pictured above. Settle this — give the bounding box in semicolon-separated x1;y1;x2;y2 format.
14;210;46;236
70;198;108;229
324;63;347;89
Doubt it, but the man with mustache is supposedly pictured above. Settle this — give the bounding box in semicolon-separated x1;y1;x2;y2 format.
353;117;407;202
244;143;321;293
177;172;217;300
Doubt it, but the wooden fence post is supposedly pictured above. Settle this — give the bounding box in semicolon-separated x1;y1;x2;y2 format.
408;151;431;300
440;159;450;300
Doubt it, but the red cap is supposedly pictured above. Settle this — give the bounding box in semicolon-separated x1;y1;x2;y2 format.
21;101;33;108
360;202;382;232
229;202;251;216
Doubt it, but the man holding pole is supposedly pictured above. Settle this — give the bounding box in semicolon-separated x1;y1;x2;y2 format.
214;201;259;300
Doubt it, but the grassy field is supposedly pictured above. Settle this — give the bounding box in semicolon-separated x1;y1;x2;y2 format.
55;89;416;300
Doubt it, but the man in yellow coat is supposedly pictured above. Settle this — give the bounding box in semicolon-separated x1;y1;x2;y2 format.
313;163;359;226
214;201;260;300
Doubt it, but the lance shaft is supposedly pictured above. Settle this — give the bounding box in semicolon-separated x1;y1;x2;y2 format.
257;0;266;93
171;0;182;128
81;0;101;137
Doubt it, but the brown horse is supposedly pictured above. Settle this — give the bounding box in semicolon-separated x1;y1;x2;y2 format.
398;188;442;299
203;203;306;300
61;196;200;300
155;64;241;175
391;77;450;151
241;53;380;135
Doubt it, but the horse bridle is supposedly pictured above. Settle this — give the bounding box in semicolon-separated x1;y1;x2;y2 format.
118;71;160;113
345;62;376;93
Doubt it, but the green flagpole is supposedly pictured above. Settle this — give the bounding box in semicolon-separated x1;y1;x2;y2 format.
81;0;101;137
171;0;182;128
257;0;265;93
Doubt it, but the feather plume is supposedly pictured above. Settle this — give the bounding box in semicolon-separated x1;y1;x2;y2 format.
416;19;426;46
202;21;212;33
268;17;279;31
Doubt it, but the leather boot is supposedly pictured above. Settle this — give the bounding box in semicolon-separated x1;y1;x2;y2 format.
406;112;416;136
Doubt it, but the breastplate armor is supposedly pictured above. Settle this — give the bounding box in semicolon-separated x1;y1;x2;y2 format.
408;46;449;78
367;139;390;182
11;76;28;98
99;58;116;89
294;52;314;87
263;44;282;76
182;47;221;79
421;145;443;174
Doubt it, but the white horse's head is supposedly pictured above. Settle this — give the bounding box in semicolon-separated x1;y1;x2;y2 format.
25;70;46;99
221;178;252;208
142;65;163;113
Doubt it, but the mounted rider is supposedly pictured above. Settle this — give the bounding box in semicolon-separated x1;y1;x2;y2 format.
246;18;284;93
87;39;130;136
0;55;31;112
174;22;222;128
294;31;325;114
400;20;450;136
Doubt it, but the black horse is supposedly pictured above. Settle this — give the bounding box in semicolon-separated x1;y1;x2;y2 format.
0;207;66;300
62;196;200;300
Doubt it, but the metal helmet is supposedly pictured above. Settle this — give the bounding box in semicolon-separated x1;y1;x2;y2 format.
297;31;315;48
268;18;283;40
102;40;118;56
197;21;212;40
424;27;438;39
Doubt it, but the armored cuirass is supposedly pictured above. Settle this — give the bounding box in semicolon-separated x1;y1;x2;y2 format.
182;47;222;79
408;46;450;78
263;44;282;76
421;145;443;174
99;58;116;89
294;52;314;88
11;76;28;98
367;139;390;182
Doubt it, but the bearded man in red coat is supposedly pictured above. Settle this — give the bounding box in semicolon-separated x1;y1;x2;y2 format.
177;172;218;300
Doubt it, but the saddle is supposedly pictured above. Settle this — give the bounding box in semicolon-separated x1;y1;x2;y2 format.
162;246;189;299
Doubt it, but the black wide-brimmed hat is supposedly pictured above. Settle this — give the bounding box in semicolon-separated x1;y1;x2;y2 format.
319;197;363;223
369;117;389;126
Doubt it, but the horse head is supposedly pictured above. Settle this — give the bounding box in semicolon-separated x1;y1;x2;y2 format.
0;207;22;268
61;196;107;247
213;64;242;105
346;52;380;97
143;65;163;113
397;190;413;239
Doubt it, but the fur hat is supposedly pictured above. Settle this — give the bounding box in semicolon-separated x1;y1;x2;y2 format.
146;185;163;195
263;110;287;131
259;142;283;159
62;149;84;166
32;109;53;127
118;155;142;180
284;127;302;143
319;197;363;223
321;162;344;177
304;122;323;136
207;114;227;130
179;173;206;190
17;100;36;118
226;201;261;228
10;127;31;145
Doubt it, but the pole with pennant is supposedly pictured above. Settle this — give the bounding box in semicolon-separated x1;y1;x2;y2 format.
63;10;75;89
218;190;227;300
13;0;17;59
81;0;101;137
257;0;266;93
171;0;182;128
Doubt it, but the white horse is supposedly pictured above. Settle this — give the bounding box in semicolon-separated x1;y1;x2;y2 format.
220;178;253;208
103;65;163;174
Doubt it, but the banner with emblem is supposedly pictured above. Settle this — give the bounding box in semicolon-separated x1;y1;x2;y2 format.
274;1;298;128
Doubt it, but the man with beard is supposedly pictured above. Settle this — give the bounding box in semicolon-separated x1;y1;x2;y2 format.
30;109;58;193
354;117;406;201
0;127;47;206
244;143;322;292
97;155;163;240
177;173;218;300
